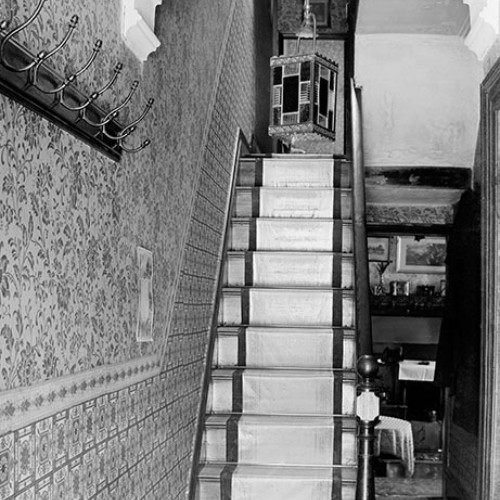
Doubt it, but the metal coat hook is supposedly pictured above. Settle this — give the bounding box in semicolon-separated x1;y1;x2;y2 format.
120;138;151;154
0;0;153;160
30;14;79;83
0;0;45;72
34;39;102;95
60;62;123;112
103;97;154;141
82;79;139;128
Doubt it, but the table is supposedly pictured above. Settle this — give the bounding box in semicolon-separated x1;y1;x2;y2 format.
398;360;436;382
375;416;415;477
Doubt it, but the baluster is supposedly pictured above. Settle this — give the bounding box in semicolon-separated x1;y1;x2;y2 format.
356;355;380;500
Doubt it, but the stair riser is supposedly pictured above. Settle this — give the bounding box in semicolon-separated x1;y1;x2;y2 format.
203;421;357;466
207;374;356;416
234;188;351;219
218;289;355;328
215;328;356;369
229;220;353;252
224;252;354;288
238;158;352;188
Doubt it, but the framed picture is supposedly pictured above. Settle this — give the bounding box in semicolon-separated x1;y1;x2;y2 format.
310;0;330;27
367;237;390;261
396;236;447;273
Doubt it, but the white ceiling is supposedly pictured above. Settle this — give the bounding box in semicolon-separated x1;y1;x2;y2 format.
357;0;470;36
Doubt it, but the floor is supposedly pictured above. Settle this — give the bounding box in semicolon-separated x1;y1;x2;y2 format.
375;477;442;499
375;451;442;499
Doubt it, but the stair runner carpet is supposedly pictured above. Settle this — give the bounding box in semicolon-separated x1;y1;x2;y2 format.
195;155;358;500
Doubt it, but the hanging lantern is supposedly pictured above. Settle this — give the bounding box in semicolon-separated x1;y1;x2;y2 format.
268;0;338;147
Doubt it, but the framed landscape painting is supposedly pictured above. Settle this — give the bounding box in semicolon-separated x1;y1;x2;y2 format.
367;237;390;262
396;236;447;273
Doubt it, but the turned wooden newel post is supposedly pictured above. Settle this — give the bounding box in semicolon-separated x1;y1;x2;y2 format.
356;354;380;500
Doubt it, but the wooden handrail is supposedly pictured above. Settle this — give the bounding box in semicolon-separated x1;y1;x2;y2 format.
187;129;251;500
351;80;379;500
350;79;373;356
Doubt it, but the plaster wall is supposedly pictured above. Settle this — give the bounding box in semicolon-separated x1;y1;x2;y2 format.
355;34;483;169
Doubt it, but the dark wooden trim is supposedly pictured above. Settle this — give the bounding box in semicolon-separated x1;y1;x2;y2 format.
187;130;250;500
350;80;373;356
478;55;500;500
366;224;452;237
365;166;471;190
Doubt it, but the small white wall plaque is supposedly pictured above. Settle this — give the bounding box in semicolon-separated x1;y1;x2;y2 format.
136;246;154;342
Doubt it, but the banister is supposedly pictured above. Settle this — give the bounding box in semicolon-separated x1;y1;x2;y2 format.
351;79;379;500
350;79;373;356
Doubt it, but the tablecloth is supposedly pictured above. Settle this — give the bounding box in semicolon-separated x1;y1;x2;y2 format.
375;416;415;477
398;360;436;382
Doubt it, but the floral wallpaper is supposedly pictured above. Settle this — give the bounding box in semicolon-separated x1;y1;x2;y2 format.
0;0;262;496
0;0;241;392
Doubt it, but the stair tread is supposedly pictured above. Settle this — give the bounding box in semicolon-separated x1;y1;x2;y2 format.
217;325;355;332
218;322;356;329
211;367;357;377
198;462;358;477
213;364;356;372
205;413;357;423
221;285;354;291
235;186;351;191
227;250;354;256
231;217;352;222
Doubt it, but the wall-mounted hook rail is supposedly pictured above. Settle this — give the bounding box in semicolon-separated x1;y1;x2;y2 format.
0;0;153;161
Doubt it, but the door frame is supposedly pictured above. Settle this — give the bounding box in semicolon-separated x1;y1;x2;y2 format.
479;57;500;500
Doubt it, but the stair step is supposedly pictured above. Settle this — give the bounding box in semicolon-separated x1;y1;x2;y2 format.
218;288;355;328
229;218;353;252
207;368;356;416
202;414;357;466
237;157;351;188
214;326;356;370
223;251;354;288
233;187;352;219
196;463;357;500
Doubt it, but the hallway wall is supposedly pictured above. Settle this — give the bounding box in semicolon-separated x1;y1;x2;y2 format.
355;34;483;169
0;0;263;497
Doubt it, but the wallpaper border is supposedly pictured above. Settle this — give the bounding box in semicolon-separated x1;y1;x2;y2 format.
0;355;160;433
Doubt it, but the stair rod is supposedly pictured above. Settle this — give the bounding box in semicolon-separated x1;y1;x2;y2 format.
350;79;373;356
187;129;251;500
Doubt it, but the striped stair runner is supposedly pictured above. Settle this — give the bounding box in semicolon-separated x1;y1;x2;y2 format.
195;155;358;500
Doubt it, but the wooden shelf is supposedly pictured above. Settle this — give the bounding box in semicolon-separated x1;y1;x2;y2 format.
370;294;445;317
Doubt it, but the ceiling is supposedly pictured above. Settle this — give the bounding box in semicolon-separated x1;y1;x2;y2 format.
357;0;470;36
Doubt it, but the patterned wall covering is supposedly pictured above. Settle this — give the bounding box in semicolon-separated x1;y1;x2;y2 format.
366;204;455;225
277;0;349;34
0;0;259;497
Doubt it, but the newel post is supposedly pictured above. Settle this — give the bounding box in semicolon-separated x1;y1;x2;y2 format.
355;355;380;500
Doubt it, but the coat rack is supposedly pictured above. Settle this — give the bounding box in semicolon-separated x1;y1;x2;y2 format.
0;0;153;161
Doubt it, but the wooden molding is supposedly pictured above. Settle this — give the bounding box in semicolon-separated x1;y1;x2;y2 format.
478;54;500;500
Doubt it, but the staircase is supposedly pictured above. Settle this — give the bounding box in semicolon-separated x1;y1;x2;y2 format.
195;155;359;500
